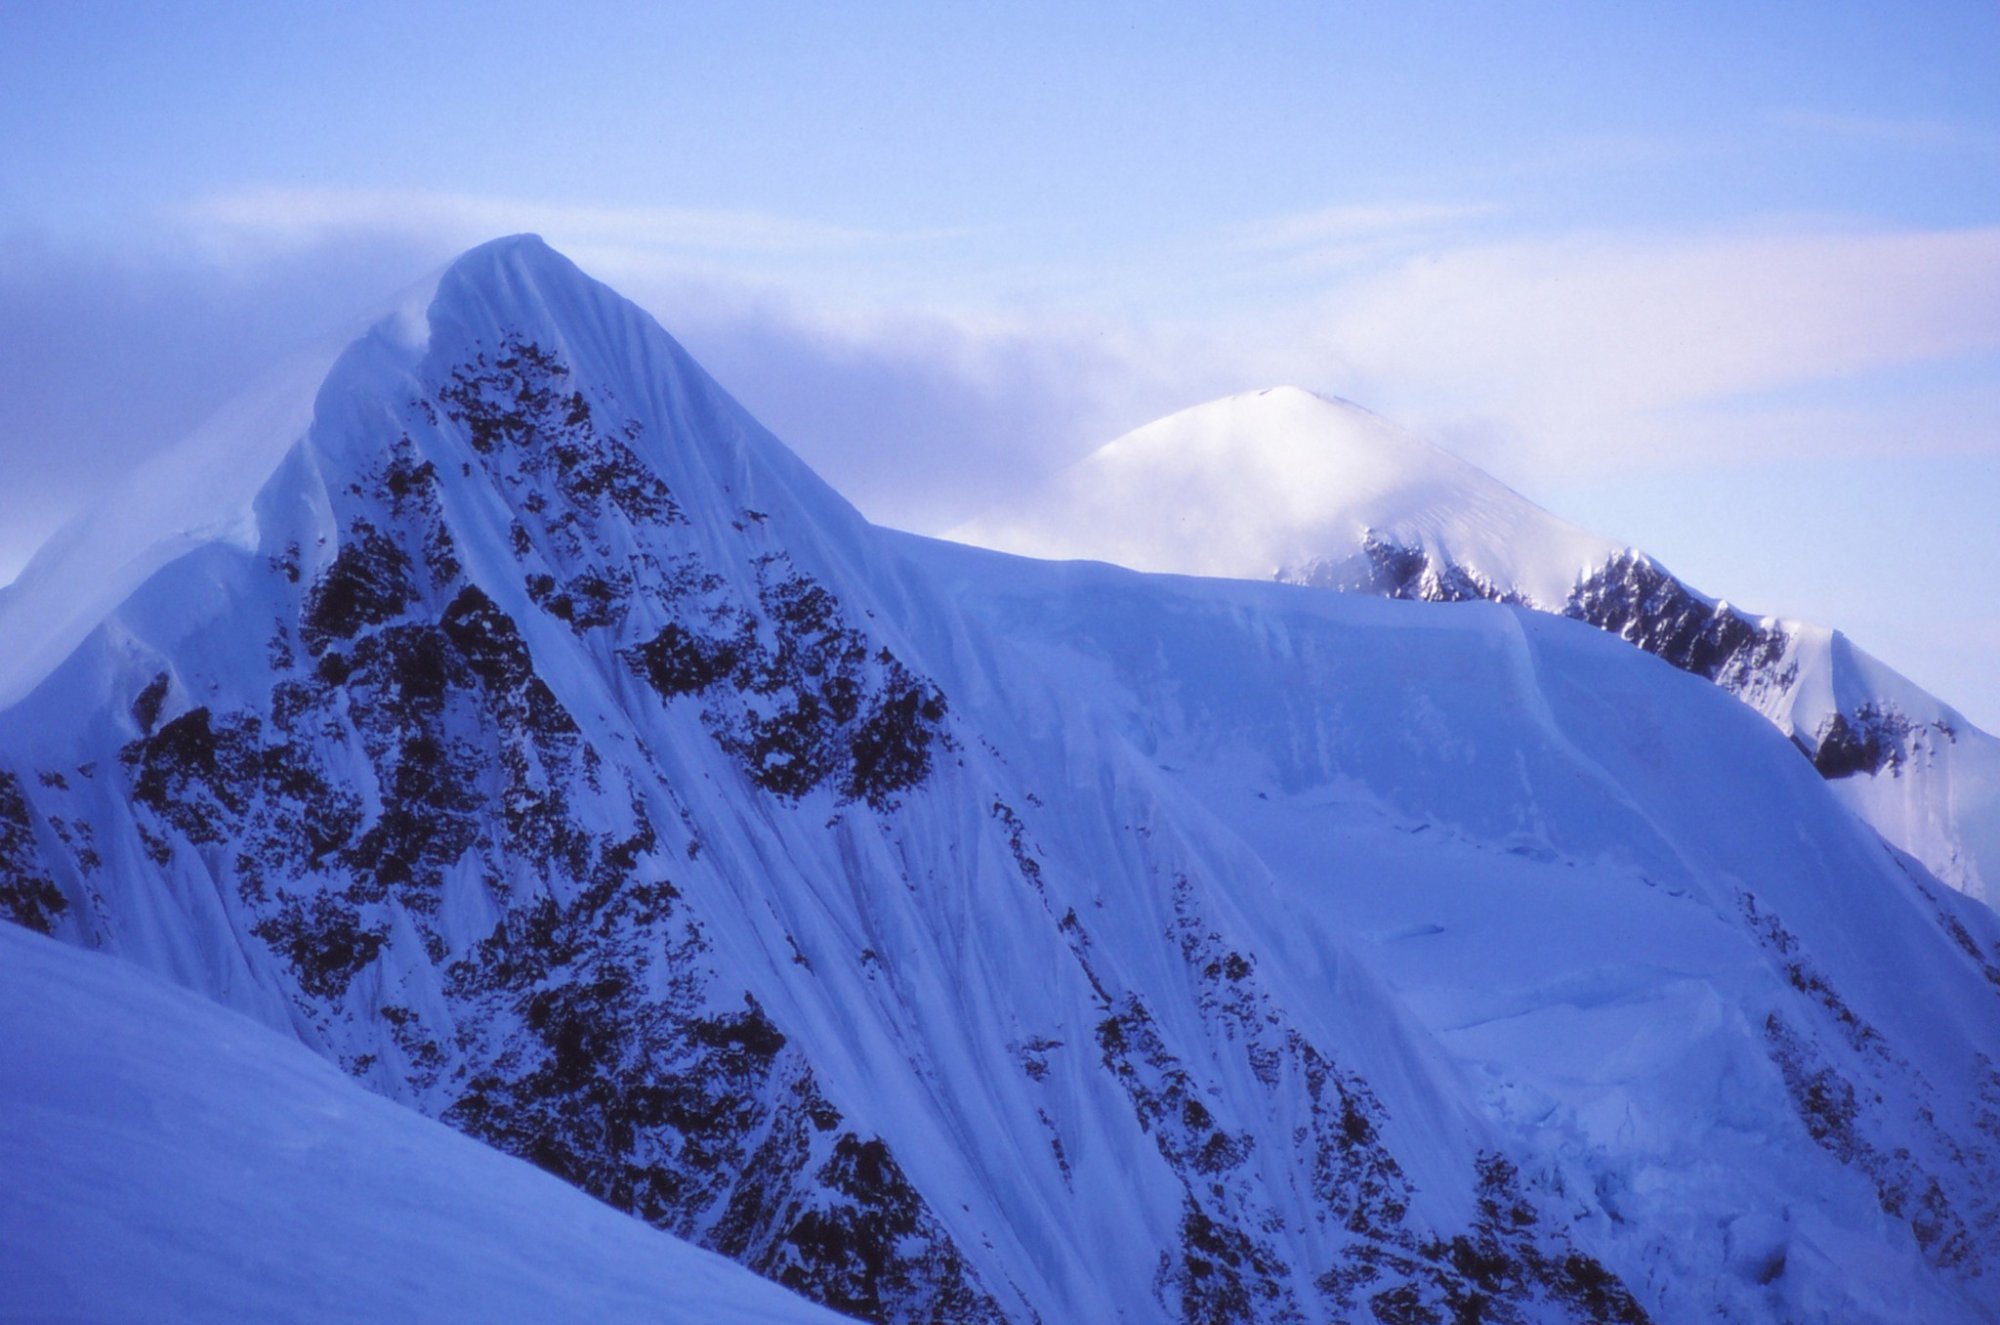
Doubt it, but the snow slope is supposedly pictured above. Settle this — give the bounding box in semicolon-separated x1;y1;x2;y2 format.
953;386;2000;908
2;237;1998;1323
900;532;2000;1323
0;923;847;1324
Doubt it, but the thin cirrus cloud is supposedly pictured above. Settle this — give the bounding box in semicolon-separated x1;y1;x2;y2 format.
176;184;2000;466
1769;108;1997;151
1293;221;2000;480
177;186;973;264
1227;201;1508;252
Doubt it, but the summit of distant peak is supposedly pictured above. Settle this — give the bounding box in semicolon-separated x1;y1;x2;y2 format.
951;387;1617;604
1142;383;1383;428
1089;386;1494;494
1204;384;1371;414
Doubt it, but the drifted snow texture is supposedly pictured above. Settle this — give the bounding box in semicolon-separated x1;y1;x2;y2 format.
3;237;1999;1324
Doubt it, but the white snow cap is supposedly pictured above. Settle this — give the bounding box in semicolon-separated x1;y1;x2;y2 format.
953;386;1619;607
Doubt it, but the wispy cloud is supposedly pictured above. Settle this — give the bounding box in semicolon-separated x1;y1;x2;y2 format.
1229;201;1504;252
1298;222;2000;478
1771;109;1993;151
178;186;969;261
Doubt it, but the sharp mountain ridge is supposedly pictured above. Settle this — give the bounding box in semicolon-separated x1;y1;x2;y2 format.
954;385;2000;908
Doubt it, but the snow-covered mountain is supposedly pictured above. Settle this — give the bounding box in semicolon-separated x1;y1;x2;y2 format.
0;922;848;1324
955;386;2000;909
951;386;1620;609
3;238;1998;1323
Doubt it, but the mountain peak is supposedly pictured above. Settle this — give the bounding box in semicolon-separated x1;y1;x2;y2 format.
0;235;850;712
952;385;1617;605
456;230;556;259
434;232;597;307
434;232;593;292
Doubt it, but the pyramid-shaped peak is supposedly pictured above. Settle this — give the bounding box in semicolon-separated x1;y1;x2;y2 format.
0;235;852;711
421;234;631;340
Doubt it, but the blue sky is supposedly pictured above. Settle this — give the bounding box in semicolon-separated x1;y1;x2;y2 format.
3;2;1998;723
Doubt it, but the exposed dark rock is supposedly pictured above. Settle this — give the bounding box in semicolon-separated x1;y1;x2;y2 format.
301;524;416;654
760;1134;1004;1324
1052;874;1654;1322
629;622;742;699
1802;705;1931;780
1742;891;1977;1268
1170;1199;1294;1325
437;336;679;527
131;672;171;734
1917;886;2000;993
128;707;257;844
845;678;950;807
0;329;1714;1324
444;868;1000;1323
0;771;66;934
1359;534;1518;604
378;446;439;513
438;583;527;682
528;566;631;630
1740;892;1881;1054
989;799;1045;894
1765;1015;1975;1270
437;592;581;753
250;890;388;1000
1565;550;1790;687
1422;1156;1649;1325
1809;711;1887;778
1283;534;1526;606
621;557;950;810
1317;539;1950;788
331;624;486;898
